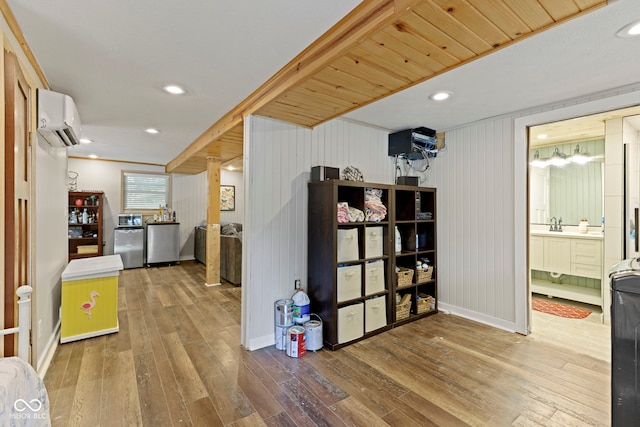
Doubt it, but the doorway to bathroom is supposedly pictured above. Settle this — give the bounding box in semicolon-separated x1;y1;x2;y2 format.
526;106;640;361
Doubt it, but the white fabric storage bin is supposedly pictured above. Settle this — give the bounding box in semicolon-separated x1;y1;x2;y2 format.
365;226;383;259
337;228;359;262
337;303;364;344
364;260;385;295
365;296;387;333
337;264;362;302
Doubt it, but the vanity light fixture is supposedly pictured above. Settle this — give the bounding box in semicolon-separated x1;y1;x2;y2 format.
569;144;592;164
547;147;569;167
529;150;548;168
537;134;548;140
163;85;185;95
79;138;93;144
429;91;452;101
89;154;98;159
617;19;640;38
145;128;160;134
227;166;234;171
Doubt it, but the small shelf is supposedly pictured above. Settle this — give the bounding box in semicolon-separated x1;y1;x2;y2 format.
531;278;601;307
68;191;104;260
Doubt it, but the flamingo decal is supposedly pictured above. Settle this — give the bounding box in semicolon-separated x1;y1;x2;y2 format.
81;291;99;319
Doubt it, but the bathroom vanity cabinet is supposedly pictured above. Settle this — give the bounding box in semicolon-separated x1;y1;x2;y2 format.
530;231;603;309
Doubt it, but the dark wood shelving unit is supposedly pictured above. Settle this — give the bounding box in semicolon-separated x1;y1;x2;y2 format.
307;180;437;350
393;185;438;324
68;191;104;260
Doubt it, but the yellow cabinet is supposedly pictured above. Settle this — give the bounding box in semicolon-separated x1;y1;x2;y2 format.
61;255;123;343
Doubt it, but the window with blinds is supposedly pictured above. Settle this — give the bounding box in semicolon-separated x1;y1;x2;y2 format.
122;171;171;211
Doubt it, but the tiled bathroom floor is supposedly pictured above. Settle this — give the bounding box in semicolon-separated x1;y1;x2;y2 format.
530;293;609;362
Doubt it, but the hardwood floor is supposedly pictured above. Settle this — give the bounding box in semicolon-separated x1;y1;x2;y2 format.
44;262;610;426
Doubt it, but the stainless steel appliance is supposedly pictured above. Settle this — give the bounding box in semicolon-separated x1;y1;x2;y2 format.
117;213;142;227
609;258;640;426
146;223;180;266
114;225;144;269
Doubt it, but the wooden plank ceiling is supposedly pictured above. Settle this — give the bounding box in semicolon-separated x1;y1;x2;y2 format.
166;0;607;174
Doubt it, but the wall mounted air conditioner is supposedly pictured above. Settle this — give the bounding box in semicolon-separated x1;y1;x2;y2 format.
37;89;81;147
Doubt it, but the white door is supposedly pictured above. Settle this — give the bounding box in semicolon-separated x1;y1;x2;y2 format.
624;116;640;259
530;166;549;224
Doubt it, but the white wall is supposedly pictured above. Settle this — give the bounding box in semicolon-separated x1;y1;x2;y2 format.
622;119;640;258
68;159;164;255
172;172;207;260
33;137;68;371
424;118;517;329
243;116;394;349
68;159;208;260
220;170;244;224
65;160;242;261
242;84;640;349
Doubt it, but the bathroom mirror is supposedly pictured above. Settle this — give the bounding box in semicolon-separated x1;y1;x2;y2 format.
530;139;604;226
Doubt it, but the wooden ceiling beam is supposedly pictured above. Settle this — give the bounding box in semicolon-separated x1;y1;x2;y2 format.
166;0;423;173
167;0;608;174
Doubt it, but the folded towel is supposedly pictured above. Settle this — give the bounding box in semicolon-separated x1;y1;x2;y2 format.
365;188;387;222
337;202;349;223
347;206;365;222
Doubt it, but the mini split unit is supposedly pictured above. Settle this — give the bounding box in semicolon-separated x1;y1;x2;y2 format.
37;89;81;147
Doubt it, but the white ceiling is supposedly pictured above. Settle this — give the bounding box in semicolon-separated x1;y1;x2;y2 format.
6;0;640;166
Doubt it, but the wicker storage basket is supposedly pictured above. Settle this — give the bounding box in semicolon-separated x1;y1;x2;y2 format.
416;266;433;284
396;267;414;288
396;294;412;320
416;294;434;314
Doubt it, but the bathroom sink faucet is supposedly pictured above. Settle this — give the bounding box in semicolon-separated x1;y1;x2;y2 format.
558;217;563;232
549;217;557;232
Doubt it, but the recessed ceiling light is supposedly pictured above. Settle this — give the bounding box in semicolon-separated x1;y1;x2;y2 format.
80;138;93;144
537;134;548;139
617;20;640;37
163;85;185;95
89;154;98;159
145;128;160;134
429;91;452;101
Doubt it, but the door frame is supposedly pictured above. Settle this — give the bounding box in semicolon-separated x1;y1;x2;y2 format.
3;49;32;358
514;88;640;334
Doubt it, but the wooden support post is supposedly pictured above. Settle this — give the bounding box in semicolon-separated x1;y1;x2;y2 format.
205;158;221;286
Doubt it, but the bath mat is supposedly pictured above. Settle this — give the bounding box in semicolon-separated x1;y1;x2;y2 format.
532;298;592;319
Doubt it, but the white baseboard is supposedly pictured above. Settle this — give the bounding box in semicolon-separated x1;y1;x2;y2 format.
247;333;275;351
37;320;60;379
437;303;518;334
205;282;221;287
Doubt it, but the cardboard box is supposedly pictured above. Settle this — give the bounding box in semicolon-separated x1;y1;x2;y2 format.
77;245;99;254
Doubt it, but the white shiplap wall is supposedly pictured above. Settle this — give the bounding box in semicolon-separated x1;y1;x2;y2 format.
243;84;640;347
424;119;516;328
172;172;207;259
172;169;244;259
243;116;394;349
